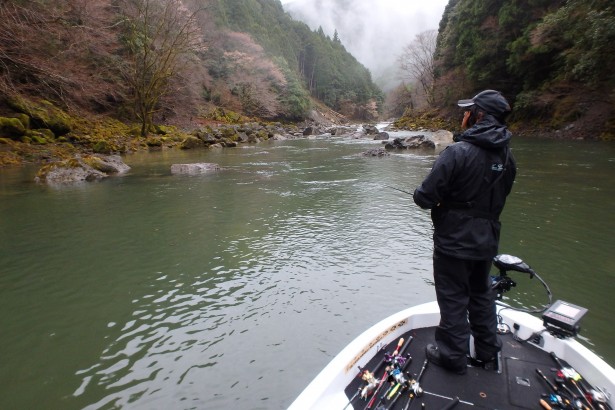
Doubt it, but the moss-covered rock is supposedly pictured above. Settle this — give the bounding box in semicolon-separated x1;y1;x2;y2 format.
180;136;203;149
145;136;163;147
92;140;112;154
35;128;55;140
82;155;130;174
15;114;30;129
0;117;27;138
26;129;54;144
35;154;130;184
29;134;48;145
155;125;176;135
8;97;73;136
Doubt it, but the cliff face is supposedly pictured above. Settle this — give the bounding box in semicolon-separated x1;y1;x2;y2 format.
432;0;615;139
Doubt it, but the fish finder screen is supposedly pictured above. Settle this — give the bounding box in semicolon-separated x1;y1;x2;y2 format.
554;303;579;318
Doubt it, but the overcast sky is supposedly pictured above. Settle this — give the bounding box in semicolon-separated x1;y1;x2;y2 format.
280;0;449;90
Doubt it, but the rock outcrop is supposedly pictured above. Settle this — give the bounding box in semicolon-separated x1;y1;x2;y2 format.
35;154;130;185
170;163;220;175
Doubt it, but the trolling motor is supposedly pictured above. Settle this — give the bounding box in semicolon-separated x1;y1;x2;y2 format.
491;254;533;299
491;254;588;338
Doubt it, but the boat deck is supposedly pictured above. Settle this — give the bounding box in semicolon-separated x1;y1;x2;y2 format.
344;326;568;409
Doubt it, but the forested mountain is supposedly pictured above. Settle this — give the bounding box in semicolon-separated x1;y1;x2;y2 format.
431;0;615;139
210;0;383;118
0;0;382;146
2;0;613;165
282;0;448;92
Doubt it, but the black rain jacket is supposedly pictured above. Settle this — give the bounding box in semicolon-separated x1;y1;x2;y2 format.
413;115;517;260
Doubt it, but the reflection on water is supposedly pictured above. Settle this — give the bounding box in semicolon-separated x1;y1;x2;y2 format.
0;135;614;409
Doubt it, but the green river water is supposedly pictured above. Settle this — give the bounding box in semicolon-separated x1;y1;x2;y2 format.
1;132;614;409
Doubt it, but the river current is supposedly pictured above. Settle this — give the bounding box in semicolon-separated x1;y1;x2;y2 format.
1;131;614;409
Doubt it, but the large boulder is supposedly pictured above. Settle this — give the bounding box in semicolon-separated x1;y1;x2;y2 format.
303;126;319;136
170;163;220;175
85;155;131;174
363;124;379;135
384;135;436;150
35;154;130;185
180;136;203;149
373;131;389;140
362;148;390;157
328;126;355;136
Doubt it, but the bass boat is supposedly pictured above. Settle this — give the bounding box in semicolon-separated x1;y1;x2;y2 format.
289;255;614;410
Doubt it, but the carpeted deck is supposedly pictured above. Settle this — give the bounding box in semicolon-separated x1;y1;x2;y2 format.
344;326;563;409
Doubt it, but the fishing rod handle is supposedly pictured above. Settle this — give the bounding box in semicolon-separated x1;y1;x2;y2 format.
399;336;414;356
536;368;558;393
440;396;460;410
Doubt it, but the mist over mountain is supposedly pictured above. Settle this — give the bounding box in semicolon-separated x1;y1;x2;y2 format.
282;0;448;91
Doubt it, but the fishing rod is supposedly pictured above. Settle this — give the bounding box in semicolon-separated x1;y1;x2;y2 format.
382;354;414;409
401;358;428;410
385;185;413;195
353;338;405;405
364;338;405;409
343;388;362;410
422;391;475;407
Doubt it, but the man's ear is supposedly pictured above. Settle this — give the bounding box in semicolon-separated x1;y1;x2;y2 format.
476;111;485;122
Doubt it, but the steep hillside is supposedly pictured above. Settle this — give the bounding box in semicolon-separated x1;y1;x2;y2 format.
430;0;615;139
0;0;382;165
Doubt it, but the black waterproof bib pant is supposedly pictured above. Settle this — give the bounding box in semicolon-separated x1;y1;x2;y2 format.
413;114;516;374
432;251;502;372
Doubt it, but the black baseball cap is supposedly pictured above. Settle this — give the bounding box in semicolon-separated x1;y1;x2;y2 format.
458;90;511;117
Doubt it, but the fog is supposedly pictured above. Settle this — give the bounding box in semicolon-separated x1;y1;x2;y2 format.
281;0;448;91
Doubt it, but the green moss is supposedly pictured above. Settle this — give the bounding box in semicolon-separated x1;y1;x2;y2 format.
35;158;82;180
394;108;455;131
128;126;142;137
7;97;73;136
146;136;163;147
92;140;112;154
256;130;269;140
36;128;55;140
30;134;48;145
180;136;202;149
16;114;30;129
155;125;176;135
0;138;11;144
26;129;54;143
220;127;237;139
0;117;26;138
207;107;246;124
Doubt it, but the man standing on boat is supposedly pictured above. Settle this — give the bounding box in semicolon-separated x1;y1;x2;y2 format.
413;90;516;375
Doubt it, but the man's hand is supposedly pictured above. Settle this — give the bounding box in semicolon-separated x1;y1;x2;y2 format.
461;110;472;129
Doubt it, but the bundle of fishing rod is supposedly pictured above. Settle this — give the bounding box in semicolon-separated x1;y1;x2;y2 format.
343;337;434;410
343;336;612;410
536;352;611;410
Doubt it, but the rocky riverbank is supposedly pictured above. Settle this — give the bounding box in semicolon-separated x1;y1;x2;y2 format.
0;97;457;185
28;121;453;185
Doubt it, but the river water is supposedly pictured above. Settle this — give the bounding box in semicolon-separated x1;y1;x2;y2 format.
1;132;614;409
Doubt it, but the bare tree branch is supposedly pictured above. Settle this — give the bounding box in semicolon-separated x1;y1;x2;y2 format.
397;30;438;107
119;0;204;136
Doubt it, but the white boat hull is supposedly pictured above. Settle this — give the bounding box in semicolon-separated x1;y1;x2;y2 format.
288;301;615;409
